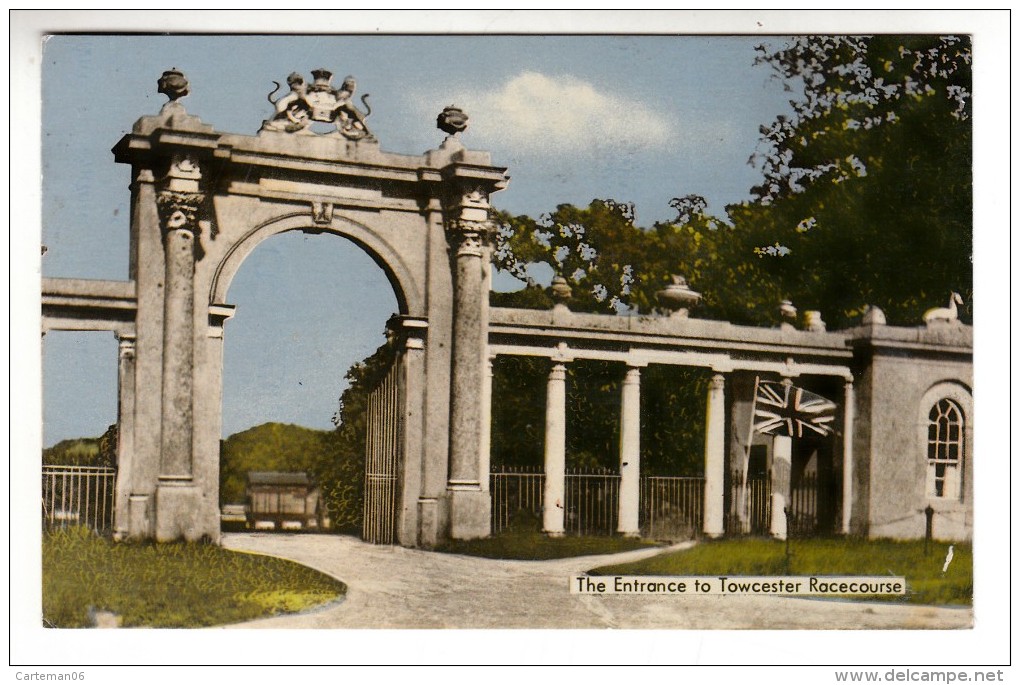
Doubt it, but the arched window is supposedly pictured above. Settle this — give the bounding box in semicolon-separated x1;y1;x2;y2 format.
927;399;964;499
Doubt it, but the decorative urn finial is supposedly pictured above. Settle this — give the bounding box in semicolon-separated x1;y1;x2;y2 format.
803;310;827;332
778;299;798;331
437;105;469;136
656;275;701;318
157;68;190;102
550;275;573;307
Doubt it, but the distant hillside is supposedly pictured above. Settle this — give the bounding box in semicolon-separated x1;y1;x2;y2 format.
43;425;117;467
43;438;100;465
220;422;335;505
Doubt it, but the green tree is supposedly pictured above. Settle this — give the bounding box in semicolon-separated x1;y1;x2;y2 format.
42;425;117;468
218;422;334;506
317;336;399;533
492;197;780;326
731;35;972;327
493;200;647;313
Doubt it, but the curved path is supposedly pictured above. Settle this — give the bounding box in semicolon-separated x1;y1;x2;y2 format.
223;533;972;630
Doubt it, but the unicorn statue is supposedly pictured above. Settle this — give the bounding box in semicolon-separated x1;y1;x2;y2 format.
923;292;964;325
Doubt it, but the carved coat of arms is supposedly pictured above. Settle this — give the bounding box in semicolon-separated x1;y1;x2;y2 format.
261;69;373;140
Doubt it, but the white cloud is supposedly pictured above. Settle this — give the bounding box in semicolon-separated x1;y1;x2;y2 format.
436;71;676;152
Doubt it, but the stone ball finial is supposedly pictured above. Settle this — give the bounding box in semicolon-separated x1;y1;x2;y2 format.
437;105;469;136
158;68;190;102
862;305;887;326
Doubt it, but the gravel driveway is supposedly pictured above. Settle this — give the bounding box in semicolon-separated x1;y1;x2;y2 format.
222;533;972;630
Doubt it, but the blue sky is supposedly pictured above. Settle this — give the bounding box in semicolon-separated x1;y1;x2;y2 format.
40;33;802;445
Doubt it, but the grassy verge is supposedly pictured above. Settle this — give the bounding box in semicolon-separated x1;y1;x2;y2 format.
43;527;346;627
437;530;660;560
589;538;971;606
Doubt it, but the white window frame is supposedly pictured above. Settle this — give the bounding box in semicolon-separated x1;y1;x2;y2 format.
926;398;964;500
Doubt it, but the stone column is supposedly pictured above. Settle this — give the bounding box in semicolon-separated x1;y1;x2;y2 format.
480;354;495;493
159;212;196;477
771;435;793;540
703;372;726;537
113;333;136;539
446;219;492;539
154;155;205;541
618;365;642;536
841;379;855;535
194;309;233;544
543;362;567;536
125;166;161;539
397;319;427;546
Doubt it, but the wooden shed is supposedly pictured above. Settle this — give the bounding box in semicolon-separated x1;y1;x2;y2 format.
245;471;326;530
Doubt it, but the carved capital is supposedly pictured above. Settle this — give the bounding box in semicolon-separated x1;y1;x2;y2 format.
446;218;494;257
549;363;567;382
157;190;205;236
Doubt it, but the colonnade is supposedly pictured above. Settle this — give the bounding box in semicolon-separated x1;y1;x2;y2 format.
483;354;856;539
490;356;731;538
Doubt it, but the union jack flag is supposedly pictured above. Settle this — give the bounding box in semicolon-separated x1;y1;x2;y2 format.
753;379;836;438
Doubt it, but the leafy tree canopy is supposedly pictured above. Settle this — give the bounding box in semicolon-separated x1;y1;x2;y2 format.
219;422;334;506
733;35;972;327
43;424;117;468
318;336;399;532
494;35;971;330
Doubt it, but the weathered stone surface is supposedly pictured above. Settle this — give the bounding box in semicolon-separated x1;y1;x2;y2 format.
57;76;510;544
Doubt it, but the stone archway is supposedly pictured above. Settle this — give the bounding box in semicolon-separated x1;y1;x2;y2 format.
209;212;423;318
103;70;507;545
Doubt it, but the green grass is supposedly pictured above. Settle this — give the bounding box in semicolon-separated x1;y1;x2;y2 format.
437;530;660;560
589;537;972;606
43;527;346;627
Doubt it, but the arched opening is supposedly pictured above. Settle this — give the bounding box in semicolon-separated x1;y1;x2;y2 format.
219;230;398;535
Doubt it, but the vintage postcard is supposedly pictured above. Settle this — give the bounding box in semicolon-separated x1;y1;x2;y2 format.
11;9;1011;674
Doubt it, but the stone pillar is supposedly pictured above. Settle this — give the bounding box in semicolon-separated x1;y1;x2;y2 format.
446;219;492;539
397;318;427;546
618;365;641;536
703;372;726;537
543;362;567;536
194;309;233;544
842;379;855;535
154;155;205;541
113;333;136;539
480;354;495;493
418;205;451;548
771;435;793;540
125;166;162;539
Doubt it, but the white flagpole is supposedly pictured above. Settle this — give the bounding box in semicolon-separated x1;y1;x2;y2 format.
739;375;761;531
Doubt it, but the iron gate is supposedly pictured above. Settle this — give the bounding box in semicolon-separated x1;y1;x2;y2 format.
362;355;404;544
